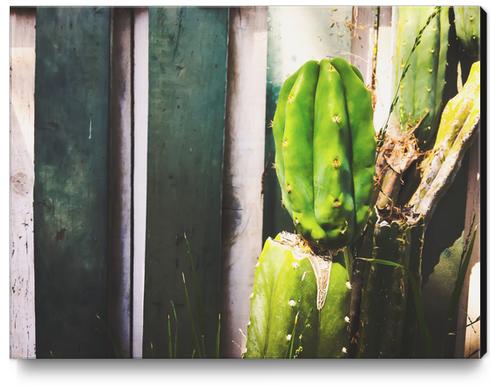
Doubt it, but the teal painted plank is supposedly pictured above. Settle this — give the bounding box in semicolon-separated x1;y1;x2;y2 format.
34;7;112;358
144;7;229;358
262;7;353;241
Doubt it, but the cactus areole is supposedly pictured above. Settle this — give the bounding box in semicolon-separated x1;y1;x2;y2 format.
272;58;376;249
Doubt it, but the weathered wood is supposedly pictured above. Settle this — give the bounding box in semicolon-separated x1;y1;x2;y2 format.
350;6;376;83
455;136;481;358
262;6;353;241
132;7;149;359
222;7;268;358
34;7;113;358
143;7;229;358
350;6;393;131
372;7;394;131
9;8;36;359
108;8;133;358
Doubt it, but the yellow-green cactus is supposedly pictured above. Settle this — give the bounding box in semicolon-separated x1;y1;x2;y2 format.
272;58;376;249
409;61;480;220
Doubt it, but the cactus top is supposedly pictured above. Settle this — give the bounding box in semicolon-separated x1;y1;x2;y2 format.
272;58;376;249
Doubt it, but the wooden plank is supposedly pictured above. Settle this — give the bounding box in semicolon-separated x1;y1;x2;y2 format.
143;7;229;358
455;137;481;358
262;6;353;241
9;8;36;359
372;7;394;131
350;6;376;82
34;7;113;358
132;7;149;359
350;6;393;131
222;7;268;358
108;8;133;358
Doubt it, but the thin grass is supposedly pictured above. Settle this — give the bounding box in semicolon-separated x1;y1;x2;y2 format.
182;272;203;358
215;314;221;358
170;300;178;357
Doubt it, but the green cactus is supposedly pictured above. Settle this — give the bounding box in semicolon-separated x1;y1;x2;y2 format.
245;232;350;358
393;6;450;150
454;6;480;60
272;58;376;249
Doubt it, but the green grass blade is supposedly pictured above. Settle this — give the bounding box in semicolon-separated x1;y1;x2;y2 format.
170;300;178;357
182;272;202;358
215;314;221;358
167;314;173;358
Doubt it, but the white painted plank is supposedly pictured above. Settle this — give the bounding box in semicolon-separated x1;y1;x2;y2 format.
132;7;149;359
350;6;394;132
267;6;353;85
9;8;36;359
222;7;268;358
373;7;394;132
464;262;480;358
350;6;376;83
108;8;133;358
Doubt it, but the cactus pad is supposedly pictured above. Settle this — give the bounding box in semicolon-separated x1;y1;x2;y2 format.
454;6;480;60
393;6;450;150
245;232;351;358
272;58;376;249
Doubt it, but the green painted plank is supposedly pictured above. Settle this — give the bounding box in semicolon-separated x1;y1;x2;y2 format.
262;7;353;241
34;7;112;358
143;7;229;358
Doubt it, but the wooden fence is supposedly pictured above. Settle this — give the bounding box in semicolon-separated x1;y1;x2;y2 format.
9;6;481;358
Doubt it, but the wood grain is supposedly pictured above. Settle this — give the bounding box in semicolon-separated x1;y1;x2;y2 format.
132;7;149;359
143;7;229;358
34;7;113;358
222;7;268;358
108;8;133;358
10;8;36;359
456;136;481;358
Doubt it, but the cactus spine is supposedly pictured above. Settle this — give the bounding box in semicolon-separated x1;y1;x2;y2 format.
273;58;376;248
245;232;350;358
393;6;450;150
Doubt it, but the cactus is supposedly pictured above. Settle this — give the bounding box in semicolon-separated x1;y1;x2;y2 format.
409;61;480;221
454;6;480;60
272;58;376;248
392;6;450;150
245;232;350;358
423;232;464;357
355;220;427;358
357;221;410;357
